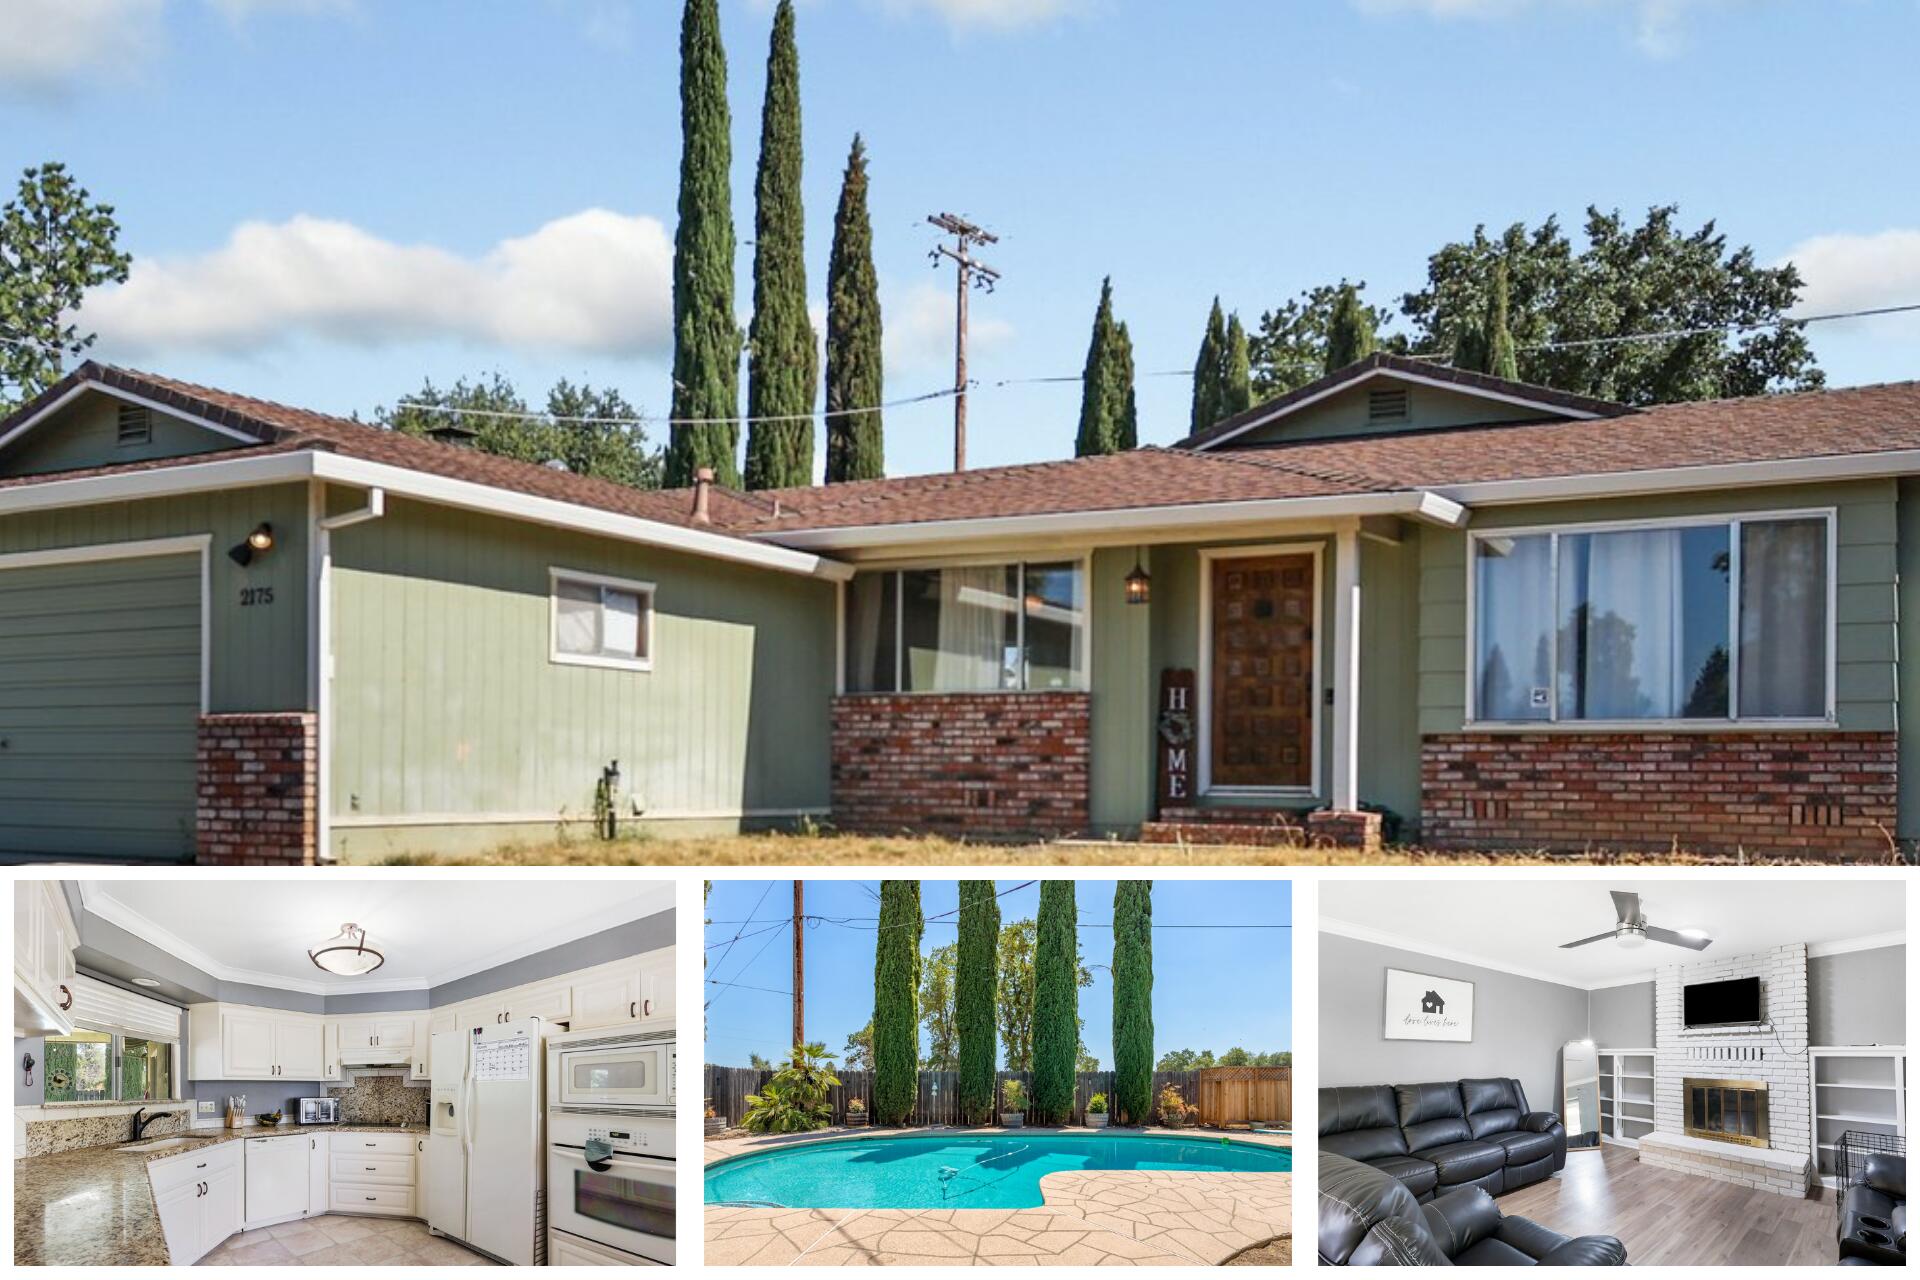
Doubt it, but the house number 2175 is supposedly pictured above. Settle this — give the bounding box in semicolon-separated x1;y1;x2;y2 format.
239;586;275;607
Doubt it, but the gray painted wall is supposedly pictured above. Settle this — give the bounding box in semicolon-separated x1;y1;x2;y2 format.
1589;981;1656;1047
429;911;675;1007
1809;946;1906;1046
1319;932;1591;1113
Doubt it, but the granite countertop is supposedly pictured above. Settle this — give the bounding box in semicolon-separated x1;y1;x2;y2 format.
13;1124;429;1265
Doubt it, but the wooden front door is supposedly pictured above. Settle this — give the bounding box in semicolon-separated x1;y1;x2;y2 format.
1209;553;1315;789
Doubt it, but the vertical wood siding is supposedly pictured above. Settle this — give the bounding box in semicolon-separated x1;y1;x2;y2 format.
0;483;311;714
0;398;239;478
326;495;835;830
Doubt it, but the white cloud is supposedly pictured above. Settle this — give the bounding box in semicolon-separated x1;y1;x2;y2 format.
872;0;1085;33
882;279;1014;376
1350;0;1733;57
83;209;675;357
1780;229;1920;322
0;0;165;100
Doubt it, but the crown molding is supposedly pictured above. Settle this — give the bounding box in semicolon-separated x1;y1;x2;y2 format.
74;881;672;997
1807;931;1906;959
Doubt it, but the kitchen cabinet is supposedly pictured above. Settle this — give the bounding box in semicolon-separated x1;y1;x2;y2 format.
148;1140;244;1265
551;1229;657;1265
336;1016;416;1053
454;978;572;1034
188;1004;328;1081
308;1133;329;1217
13;879;79;1038
328;1131;418;1217
244;1134;310;1228
411;1015;432;1080
570;950;673;1032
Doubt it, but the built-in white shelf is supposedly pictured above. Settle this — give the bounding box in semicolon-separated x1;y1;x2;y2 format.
1598;1049;1658;1149
1810;1047;1906;1188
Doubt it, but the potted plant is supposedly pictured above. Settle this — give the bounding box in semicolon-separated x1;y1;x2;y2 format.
845;1097;868;1127
999;1079;1028;1129
704;1103;726;1138
1085;1093;1109;1129
1157;1083;1189;1128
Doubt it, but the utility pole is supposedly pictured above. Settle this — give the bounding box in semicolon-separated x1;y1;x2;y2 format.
927;212;1000;471
791;881;804;1051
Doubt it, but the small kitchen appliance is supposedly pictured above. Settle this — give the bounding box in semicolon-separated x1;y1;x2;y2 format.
297;1097;340;1125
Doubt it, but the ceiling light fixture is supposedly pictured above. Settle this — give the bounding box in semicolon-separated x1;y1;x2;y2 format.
308;923;385;976
1124;549;1151;606
130;977;161;988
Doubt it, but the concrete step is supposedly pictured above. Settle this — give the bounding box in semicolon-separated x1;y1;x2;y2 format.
1139;814;1308;846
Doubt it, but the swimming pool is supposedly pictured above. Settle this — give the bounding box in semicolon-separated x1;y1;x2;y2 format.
704;1131;1293;1210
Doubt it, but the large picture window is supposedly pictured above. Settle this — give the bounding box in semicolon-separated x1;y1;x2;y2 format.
1471;513;1831;724
43;1027;176;1104
844;561;1087;693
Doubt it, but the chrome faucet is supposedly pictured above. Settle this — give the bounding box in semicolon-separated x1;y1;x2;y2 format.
130;1108;156;1140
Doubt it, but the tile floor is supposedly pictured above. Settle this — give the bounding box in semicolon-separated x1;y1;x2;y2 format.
196;1214;499;1266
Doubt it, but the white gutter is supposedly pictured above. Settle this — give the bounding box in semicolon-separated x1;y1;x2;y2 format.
318;485;386;531
0;449;852;581
754;488;1470;552
312;485;387;865
1432;448;1920;506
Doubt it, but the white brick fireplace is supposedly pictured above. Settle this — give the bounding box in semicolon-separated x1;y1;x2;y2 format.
1636;942;1813;1198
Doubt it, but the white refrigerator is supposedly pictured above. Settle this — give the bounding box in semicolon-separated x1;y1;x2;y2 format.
425;1018;544;1266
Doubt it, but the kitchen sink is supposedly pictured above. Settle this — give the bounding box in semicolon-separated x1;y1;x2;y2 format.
122;1136;214;1152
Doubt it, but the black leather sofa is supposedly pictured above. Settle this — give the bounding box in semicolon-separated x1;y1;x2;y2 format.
1319;1151;1626;1266
1321;1079;1567;1202
1839;1153;1906;1266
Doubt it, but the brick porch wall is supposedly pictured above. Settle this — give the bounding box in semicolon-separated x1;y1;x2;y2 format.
196;713;318;865
1421;732;1898;859
831;692;1089;839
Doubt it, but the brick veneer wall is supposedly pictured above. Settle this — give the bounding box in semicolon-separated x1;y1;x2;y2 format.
1421;732;1898;858
831;692;1089;839
1647;943;1812;1197
196;713;318;865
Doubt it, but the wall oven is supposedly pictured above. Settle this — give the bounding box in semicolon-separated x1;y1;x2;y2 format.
547;1110;674;1264
547;1024;675;1112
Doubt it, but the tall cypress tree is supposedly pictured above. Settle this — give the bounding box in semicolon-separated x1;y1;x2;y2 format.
1190;297;1227;432
1074;277;1131;457
1222;313;1253;418
1030;881;1078;1123
1114;320;1138;450
872;880;923;1125
824;135;884;483
667;0;741;488
1483;260;1519;382
743;0;816;490
1324;283;1378;372
956;880;1001;1124
1111;881;1153;1126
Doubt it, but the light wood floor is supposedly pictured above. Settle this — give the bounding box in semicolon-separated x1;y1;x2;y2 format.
1495;1142;1838;1267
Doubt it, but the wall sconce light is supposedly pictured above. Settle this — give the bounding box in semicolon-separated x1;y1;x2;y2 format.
1124;549;1151;606
229;523;274;566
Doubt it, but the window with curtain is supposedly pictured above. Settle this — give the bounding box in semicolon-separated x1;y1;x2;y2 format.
843;561;1087;693
1471;514;1830;723
551;571;653;670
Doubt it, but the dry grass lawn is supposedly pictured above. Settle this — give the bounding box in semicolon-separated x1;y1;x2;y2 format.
344;832;1903;867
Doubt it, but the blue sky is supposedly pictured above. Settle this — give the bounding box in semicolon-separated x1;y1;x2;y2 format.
6;0;1917;478
703;878;1292;1069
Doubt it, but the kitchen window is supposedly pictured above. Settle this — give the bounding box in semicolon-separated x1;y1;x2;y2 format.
551;570;654;671
1470;512;1833;725
43;1027;176;1103
843;560;1087;693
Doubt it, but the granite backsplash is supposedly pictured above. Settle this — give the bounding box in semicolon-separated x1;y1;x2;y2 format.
23;1106;193;1156
327;1072;429;1125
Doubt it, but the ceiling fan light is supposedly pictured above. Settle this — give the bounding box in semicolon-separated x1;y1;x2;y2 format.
1614;927;1646;950
309;923;385;976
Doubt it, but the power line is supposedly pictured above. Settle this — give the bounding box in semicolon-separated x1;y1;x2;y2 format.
1517;302;1920;352
390;383;962;430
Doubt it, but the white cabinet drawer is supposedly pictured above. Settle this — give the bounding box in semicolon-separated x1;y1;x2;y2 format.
148;1141;237;1194
333;1131;416;1156
331;1182;415;1216
330;1152;414;1185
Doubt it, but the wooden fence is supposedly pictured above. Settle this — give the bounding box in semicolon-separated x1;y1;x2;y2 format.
705;1064;1288;1129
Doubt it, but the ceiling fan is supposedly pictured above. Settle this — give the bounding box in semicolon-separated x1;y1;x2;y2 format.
1559;890;1712;952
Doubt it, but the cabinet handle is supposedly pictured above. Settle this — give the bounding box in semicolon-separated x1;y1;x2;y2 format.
643;999;652;1017
366;1166;376;1171
196;1163;207;1169
629;1001;635;1018
57;984;72;1011
365;1196;376;1202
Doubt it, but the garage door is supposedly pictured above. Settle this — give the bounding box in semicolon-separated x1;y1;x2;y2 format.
0;546;202;861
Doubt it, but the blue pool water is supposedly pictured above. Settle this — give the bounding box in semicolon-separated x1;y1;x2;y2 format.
704;1132;1293;1210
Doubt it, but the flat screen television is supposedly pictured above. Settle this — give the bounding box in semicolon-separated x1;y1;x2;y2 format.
1683;975;1762;1028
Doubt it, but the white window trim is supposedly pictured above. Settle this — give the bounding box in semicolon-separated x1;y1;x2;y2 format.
45;1020;184;1105
1197;541;1325;801
1463;507;1839;730
836;553;1094;696
548;567;655;673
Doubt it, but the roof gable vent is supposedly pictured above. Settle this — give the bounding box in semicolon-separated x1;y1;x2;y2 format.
1367;387;1410;424
116;404;153;446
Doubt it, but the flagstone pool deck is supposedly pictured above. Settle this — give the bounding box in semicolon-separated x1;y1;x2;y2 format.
703;1125;1293;1267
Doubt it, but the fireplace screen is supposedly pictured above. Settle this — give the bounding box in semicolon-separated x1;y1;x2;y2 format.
1684;1077;1769;1148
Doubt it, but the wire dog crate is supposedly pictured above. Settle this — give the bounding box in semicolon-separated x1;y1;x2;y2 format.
1836;1129;1906;1224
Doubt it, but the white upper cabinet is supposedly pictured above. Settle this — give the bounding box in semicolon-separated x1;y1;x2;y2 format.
570;950;675;1032
13;880;79;1038
190;1005;329;1081
275;1018;326;1078
220;1009;278;1078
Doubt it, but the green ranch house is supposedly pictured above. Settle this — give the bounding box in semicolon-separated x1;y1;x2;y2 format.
2;355;1917;863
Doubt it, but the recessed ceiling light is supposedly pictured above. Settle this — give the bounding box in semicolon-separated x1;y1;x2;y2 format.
130;977;161;988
